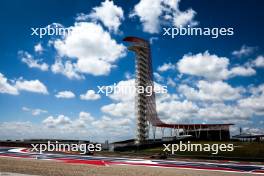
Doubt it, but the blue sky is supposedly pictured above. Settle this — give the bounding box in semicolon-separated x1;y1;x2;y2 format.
0;0;264;142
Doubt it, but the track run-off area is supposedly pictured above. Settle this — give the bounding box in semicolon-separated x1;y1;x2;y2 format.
0;147;264;175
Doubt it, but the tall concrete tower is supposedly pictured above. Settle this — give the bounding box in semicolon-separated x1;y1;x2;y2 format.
123;37;154;144
123;37;234;144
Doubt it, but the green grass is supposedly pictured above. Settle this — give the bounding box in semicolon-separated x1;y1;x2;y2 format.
98;141;264;161
142;141;264;159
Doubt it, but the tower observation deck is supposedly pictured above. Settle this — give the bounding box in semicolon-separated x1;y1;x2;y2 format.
123;36;233;144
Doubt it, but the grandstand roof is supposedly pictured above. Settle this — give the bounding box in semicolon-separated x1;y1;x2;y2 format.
156;123;234;129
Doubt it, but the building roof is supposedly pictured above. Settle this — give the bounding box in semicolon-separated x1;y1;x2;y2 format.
233;133;264;138
155;123;234;129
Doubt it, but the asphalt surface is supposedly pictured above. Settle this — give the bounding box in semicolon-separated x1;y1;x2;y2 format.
0;173;39;176
0;147;264;175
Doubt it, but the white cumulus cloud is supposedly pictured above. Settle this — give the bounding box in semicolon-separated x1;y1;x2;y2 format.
252;55;264;67
19;51;49;71
43;115;72;128
0;73;19;95
179;80;243;102
22;106;47;116
34;43;44;53
153;72;164;82
51;59;84;80
229;66;256;77
238;84;264;116
198;103;251;122
177;51;256;80
53;22;126;76
157;62;176;72
15;79;48;95
177;51;230;80
130;0;197;33
55;91;75;99
173;8;197;27
130;0;162;33
232;45;256;58
88;0;124;33
80;90;101;100
101;102;134;118
0;73;48;95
